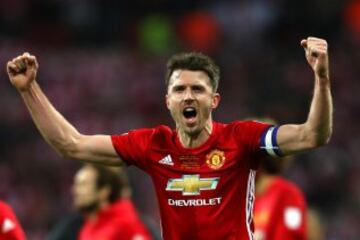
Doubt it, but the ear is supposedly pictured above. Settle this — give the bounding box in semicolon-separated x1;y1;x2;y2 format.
99;186;111;202
165;94;170;110
211;93;221;109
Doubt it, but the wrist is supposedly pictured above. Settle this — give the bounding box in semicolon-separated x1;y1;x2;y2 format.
315;75;330;88
19;81;38;94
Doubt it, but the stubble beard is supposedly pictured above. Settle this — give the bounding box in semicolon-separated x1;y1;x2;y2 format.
75;200;100;214
171;106;212;138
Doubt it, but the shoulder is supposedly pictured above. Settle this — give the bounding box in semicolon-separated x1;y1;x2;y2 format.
219;120;271;132
146;125;174;145
0;201;9;209
274;177;306;200
113;125;172;142
216;120;271;141
152;125;173;137
0;201;13;216
126;125;172;137
213;120;248;134
111;199;143;223
0;201;7;209
145;125;178;151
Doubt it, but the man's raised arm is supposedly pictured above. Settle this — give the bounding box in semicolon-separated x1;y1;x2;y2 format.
6;53;122;165
276;37;333;155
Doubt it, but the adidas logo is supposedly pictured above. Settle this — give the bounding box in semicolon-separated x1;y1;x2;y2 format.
159;155;174;166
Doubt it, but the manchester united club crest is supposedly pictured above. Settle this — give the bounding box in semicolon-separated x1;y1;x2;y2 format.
206;150;226;169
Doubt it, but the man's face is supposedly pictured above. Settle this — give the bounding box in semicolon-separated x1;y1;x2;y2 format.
166;70;220;136
72;166;100;212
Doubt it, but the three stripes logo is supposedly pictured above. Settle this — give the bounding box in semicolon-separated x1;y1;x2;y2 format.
159;154;174;166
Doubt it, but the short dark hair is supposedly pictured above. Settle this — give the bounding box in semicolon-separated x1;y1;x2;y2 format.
91;164;129;203
165;52;220;92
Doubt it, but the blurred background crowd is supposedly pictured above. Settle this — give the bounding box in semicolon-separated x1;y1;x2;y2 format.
0;0;359;239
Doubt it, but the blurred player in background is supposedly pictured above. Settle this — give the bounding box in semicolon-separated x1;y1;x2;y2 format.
48;164;152;240
6;37;332;240
252;118;307;240
0;200;26;240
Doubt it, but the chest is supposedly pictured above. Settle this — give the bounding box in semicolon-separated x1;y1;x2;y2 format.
144;145;256;200
147;147;249;174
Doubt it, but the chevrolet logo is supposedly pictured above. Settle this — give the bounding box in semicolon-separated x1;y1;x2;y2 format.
166;174;219;196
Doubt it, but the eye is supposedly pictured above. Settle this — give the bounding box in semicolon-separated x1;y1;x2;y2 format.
192;85;205;92
173;86;185;93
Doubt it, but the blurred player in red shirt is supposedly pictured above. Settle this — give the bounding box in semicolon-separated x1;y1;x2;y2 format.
0;201;26;240
7;37;332;240
73;164;152;240
254;163;307;240
48;165;157;240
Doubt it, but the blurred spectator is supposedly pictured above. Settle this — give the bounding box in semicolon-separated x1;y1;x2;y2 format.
177;11;220;53
138;14;176;55
344;0;360;42
48;164;155;240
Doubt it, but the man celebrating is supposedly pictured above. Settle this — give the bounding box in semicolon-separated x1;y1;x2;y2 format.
6;37;332;240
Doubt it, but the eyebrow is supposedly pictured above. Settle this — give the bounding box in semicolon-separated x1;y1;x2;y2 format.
171;83;207;89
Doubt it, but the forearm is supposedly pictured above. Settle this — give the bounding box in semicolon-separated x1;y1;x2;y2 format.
20;81;81;156
274;37;332;155
305;75;333;146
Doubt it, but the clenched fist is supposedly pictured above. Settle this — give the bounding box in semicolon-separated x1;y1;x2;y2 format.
301;37;329;79
7;52;39;92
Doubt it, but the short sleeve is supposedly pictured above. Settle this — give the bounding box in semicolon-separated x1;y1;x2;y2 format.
234;121;272;154
111;128;154;170
233;120;275;169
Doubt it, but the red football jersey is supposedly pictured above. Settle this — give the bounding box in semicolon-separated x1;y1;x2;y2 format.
79;199;151;240
254;177;307;240
112;121;274;240
0;201;26;240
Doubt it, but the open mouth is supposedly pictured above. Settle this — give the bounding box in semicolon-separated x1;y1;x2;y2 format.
183;107;197;119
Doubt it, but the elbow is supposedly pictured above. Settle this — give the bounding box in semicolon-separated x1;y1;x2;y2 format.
313;136;330;148
324;128;333;145
308;128;332;148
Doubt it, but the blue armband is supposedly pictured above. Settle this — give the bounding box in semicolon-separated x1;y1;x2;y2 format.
260;126;282;157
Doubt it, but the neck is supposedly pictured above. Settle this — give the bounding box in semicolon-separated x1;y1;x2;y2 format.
86;201;109;221
178;120;213;148
255;173;276;196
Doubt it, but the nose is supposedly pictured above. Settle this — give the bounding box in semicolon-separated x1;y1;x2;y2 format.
184;88;195;101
